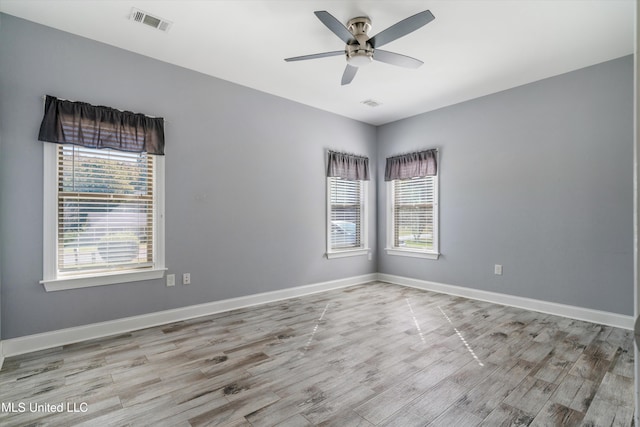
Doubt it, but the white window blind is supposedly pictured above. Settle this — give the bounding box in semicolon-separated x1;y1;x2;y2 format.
328;177;363;250
391;176;438;252
56;145;155;276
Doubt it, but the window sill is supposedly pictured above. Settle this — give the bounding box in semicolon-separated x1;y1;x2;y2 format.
326;248;370;259
385;248;440;260
40;268;167;292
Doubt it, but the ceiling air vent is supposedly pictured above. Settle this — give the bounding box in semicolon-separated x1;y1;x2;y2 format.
361;99;382;108
129;8;172;32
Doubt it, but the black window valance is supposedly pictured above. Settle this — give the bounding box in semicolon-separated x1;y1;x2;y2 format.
38;95;165;155
384;149;437;181
327;150;370;181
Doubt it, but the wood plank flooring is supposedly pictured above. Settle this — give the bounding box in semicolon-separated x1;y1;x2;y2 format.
0;282;635;426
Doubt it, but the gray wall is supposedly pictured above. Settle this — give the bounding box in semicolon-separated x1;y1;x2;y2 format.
0;13;633;340
377;55;634;316
0;14;377;339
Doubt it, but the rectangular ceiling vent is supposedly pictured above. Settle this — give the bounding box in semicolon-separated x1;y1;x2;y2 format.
361;99;382;108
129;8;172;32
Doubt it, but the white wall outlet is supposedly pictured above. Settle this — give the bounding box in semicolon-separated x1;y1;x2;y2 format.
494;264;503;275
183;273;191;285
368;252;372;261
166;274;175;287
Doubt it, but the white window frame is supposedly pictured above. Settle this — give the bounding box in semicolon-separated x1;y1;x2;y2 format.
326;177;369;259
41;143;166;291
385;175;440;260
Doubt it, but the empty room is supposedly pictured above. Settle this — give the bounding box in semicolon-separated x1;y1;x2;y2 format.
0;0;637;426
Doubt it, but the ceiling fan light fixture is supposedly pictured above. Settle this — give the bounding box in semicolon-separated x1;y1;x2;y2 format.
346;44;373;67
347;51;373;67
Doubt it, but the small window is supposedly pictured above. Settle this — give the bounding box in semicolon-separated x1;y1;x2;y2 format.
327;177;368;258
387;175;439;259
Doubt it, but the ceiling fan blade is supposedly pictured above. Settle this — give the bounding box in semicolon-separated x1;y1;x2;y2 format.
314;11;354;44
369;10;435;48
284;51;345;62
341;64;358;85
373;49;423;69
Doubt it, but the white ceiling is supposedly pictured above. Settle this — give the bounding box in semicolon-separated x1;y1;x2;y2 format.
0;0;635;125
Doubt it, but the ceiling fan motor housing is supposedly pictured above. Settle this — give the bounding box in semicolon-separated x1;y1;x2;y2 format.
346;17;373;67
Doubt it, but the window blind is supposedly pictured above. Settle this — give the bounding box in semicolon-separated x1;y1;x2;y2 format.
57;145;155;276
393;176;436;250
329;178;363;249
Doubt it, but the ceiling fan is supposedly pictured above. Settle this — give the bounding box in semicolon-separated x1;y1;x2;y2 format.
284;10;435;85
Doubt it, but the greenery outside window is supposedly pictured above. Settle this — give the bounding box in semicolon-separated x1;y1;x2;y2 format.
41;144;165;290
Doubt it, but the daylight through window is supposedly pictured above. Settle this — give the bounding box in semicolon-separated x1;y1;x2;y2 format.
56;145;156;276
392;176;437;252
328;177;364;251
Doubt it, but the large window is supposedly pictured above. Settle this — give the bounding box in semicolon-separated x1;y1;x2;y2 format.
41;144;165;290
325;150;369;259
327;177;367;257
38;96;165;291
385;149;439;259
387;176;438;258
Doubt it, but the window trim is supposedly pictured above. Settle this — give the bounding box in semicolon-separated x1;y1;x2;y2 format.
41;143;166;291
326;177;369;259
385;176;440;260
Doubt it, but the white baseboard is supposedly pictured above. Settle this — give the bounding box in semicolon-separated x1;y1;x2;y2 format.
1;274;377;358
379;273;634;330
0;341;4;370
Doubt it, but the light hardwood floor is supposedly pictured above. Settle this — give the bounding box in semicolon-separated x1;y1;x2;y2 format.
0;282;635;426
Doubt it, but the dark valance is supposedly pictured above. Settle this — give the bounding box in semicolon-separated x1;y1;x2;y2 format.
384;149;437;181
327;150;370;181
38;95;165;155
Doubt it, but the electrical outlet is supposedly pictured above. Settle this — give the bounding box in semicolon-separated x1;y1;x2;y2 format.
494;264;503;275
166;274;175;287
183;273;191;285
368;252;372;261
